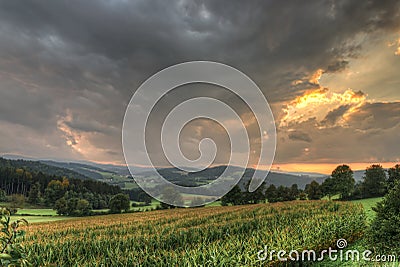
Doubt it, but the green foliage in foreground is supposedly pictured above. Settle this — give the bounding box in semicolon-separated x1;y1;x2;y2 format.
22;201;366;266
350;197;383;222
0;208;29;266
369;182;400;255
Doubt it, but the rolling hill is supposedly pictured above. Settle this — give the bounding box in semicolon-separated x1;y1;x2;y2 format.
1;155;332;190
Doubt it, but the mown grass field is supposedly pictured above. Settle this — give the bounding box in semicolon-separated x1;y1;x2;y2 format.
350;197;383;222
16;208;57;216
21;200;366;266
12;215;76;224
314;197;386;267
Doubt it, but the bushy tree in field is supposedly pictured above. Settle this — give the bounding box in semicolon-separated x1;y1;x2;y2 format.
305;181;323;200
245;181;266;204
264;184;300;203
290;184;300;199
276;186;295;202
387;164;400;191
109;193;130;213
221;185;243;206
351;181;364;200
321;177;336;200
66;198;80;215
369;181;400;254
54;197;68;215
362;164;387;197
298;192;307;200
76;199;91;216
331;165;355;200
265;184;278;203
221;181;268;206
54;197;91;216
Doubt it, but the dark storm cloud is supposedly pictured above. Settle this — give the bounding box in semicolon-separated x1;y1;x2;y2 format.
1;0;400;85
0;0;399;163
348;102;400;130
0;82;55;130
325;60;349;73
64;116;118;135
321;104;351;126
288;131;312;143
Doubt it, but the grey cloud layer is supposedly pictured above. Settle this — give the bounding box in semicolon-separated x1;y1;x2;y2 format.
0;0;399;164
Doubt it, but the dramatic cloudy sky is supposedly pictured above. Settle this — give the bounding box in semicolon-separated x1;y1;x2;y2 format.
0;0;399;173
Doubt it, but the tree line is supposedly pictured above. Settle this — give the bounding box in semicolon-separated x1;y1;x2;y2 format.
220;164;400;205
317;164;400;200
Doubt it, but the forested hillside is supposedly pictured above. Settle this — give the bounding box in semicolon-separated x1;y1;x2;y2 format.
0;158;89;180
0;158;121;211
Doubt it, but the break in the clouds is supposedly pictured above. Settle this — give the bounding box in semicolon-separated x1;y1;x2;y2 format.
0;0;399;167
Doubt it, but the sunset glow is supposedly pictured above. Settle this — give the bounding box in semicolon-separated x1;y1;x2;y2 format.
271;162;399;175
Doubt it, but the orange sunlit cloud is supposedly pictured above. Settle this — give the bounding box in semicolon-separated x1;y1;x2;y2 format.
57;110;117;163
280;88;366;127
280;69;367;127
309;68;323;84
388;38;400;55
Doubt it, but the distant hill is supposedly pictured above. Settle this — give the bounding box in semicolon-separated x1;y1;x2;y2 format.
41;161;105;180
9;155;375;190
86;162;132;176
135;165;328;189
0;157;90;180
38;161;137;188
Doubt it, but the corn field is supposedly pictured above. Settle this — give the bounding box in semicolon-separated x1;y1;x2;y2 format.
21;201;366;266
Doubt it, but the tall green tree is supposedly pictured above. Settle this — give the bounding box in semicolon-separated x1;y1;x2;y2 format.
54;197;68;215
321;177;336;200
276;186;295;202
331;165;355;200
109;193;130;213
387;164;400;191
76;199;91;216
265;184;278;203
221;185;244;206
305;181;323;200
66;198;80;215
44;180;66;206
245;181;266;204
290;184;300;200
369;181;400;254
27;182;40;204
362;164;387;197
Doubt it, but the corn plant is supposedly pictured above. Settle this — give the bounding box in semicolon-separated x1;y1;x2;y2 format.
0;208;29;267
22;201;366;266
